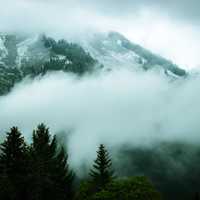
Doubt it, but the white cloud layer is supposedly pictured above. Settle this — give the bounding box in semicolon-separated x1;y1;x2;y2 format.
1;69;200;172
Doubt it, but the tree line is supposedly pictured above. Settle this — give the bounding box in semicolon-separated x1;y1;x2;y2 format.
0;124;161;200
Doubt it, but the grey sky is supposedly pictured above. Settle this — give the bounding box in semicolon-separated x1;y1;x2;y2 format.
39;0;200;21
1;0;200;68
62;0;200;24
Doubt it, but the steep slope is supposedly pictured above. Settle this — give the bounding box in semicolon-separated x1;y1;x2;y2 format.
83;31;186;77
0;34;98;95
0;31;187;95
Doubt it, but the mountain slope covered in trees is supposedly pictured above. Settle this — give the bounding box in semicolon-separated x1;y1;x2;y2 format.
0;31;186;95
0;34;99;95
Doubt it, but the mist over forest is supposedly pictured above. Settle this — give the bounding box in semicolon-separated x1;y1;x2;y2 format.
1;0;200;200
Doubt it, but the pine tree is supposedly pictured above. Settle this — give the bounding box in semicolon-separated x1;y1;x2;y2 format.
53;146;74;200
90;144;114;190
0;127;28;200
30;123;74;200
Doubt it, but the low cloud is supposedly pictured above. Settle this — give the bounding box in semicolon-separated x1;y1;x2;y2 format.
0;69;200;172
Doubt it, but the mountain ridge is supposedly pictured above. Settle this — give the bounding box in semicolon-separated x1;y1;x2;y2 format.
0;31;187;95
82;31;186;76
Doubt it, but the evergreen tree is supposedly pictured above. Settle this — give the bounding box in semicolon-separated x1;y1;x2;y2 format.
90;144;114;190
30;123;74;200
53;146;74;200
90;176;161;200
0;127;28;200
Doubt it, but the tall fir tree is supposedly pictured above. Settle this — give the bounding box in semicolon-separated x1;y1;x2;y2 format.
30;123;74;200
90;144;114;190
0;127;28;200
53;146;74;199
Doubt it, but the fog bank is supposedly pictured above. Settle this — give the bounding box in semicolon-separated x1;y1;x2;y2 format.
0;69;200;171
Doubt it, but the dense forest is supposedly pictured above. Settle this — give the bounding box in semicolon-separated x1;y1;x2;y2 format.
0;124;163;200
0;35;99;95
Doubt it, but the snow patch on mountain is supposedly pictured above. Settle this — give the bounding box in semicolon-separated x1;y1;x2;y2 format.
16;35;50;67
16;35;39;65
81;32;186;77
81;33;143;71
0;31;186;80
0;35;8;63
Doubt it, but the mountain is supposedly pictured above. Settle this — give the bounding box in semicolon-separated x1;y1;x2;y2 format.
0;31;186;95
0;34;98;95
82;32;186;77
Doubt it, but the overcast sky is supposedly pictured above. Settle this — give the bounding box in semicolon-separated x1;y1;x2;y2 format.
1;0;200;173
1;0;200;69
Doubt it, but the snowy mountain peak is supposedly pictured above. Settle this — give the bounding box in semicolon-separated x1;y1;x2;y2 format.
82;31;186;77
0;31;187;95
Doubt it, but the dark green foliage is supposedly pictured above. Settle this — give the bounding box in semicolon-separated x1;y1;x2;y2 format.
20;35;98;77
90;144;114;190
115;142;200;200
77;177;161;200
0;65;22;95
53;146;75;199
76;145;114;200
0;124;74;200
29;123;74;200
91;177;161;200
76;181;94;200
0;125;164;200
0;34;98;95
0;127;28;200
42;36;97;75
